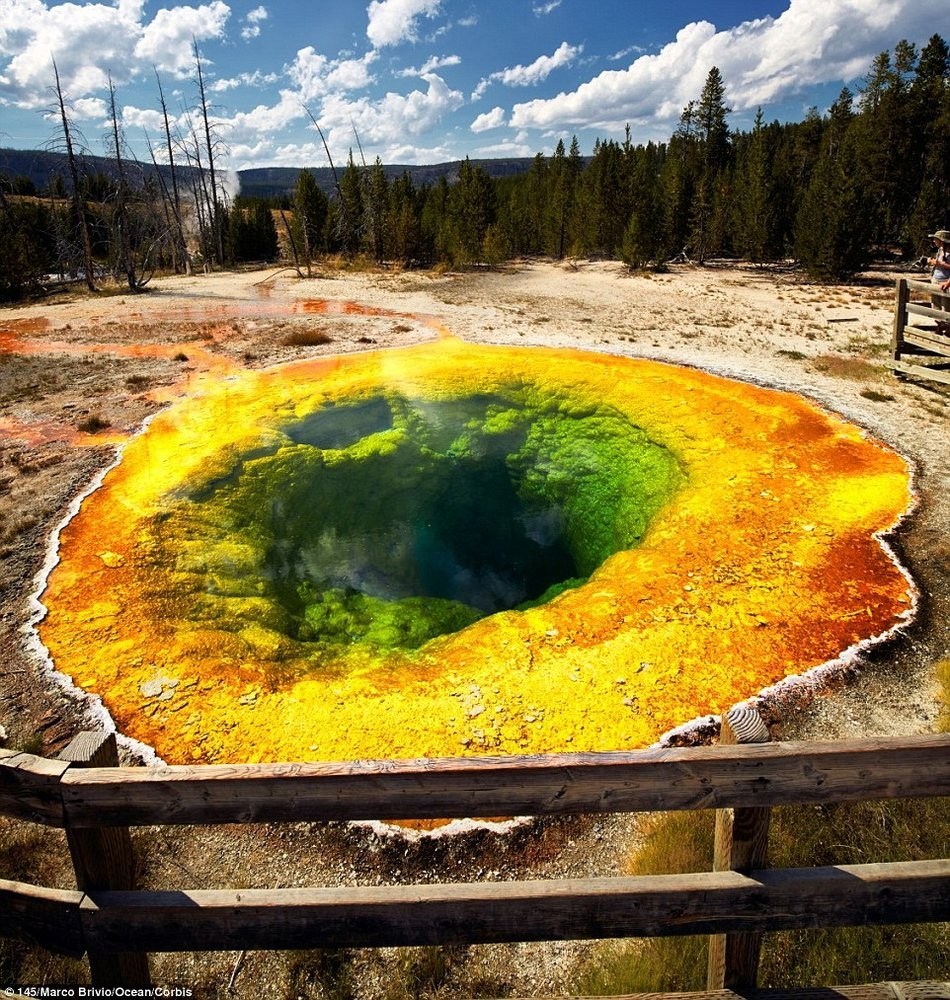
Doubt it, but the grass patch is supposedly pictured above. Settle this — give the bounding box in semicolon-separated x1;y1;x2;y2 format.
859;387;896;402
776;349;807;360
286;948;355;1000
0;759;88;985
938;659;950;731
846;335;889;359
574;811;713;994
575;798;950;994
810;354;881;380
573;669;950;995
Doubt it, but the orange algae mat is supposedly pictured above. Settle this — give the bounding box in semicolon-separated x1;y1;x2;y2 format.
38;340;913;764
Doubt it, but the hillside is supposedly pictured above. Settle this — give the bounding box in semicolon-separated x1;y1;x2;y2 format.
0;146;540;199
238;157;540;197
0;146;182;193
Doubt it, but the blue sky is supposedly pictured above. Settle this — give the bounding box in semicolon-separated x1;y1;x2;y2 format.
0;0;945;172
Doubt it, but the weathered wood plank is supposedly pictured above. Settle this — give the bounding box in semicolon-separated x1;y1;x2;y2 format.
905;277;950;298
513;984;950;1000
60;734;137;890
893;360;950;386
903;328;950;356
905;300;950;323
58;733;150;986
77;860;950;953
0;748;69;826
708;707;772;990
58;736;950;827
892;278;910;359
0;877;85;957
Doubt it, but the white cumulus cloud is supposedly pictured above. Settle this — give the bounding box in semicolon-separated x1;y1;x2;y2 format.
240;4;267;39
0;0;230;108
397;53;460;77
472;40;579;100
317;71;463;152
510;0;945;133
209;68;279;92
366;0;441;48
135;1;230;77
286;47;376;103
0;0;149;108
470;106;505;132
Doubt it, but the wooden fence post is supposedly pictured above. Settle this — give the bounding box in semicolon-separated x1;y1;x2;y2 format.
58;732;151;987
892;277;909;364
706;705;772;991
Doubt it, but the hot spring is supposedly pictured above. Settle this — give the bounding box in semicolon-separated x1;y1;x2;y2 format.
37;339;914;764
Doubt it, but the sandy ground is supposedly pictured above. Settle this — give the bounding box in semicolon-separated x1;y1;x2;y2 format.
0;258;947;995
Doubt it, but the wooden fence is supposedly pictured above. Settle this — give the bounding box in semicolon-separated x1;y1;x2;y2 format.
892;277;950;385
1;712;949;998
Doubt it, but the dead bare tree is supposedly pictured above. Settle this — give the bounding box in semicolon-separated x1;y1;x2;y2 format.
193;37;225;266
105;73;138;290
50;57;96;291
144;130;178;271
177;108;215;269
155;69;190;274
302;105;349;240
279;206;305;277
351;118;385;263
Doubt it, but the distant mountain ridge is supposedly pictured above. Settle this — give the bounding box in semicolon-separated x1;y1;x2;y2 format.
229;158;540;197
0;146;182;193
0;147;541;198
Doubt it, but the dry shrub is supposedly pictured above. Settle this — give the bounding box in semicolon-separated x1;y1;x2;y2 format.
77;413;111;433
282;327;334;347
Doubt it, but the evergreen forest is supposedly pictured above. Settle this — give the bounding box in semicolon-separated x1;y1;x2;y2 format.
1;33;948;301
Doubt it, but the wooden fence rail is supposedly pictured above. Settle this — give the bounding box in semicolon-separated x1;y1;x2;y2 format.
1;725;948;997
892;277;950;384
4;733;949;828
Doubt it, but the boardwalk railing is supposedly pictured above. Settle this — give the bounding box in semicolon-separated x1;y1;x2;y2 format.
892;277;950;385
1;716;949;997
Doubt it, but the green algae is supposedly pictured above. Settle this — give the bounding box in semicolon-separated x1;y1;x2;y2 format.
147;382;685;654
298;584;482;650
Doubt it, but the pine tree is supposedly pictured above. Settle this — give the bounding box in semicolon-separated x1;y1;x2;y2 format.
546;139;568;258
449;158;495;265
907;35;950;249
853;42;921;248
661;104;698;257
337;153;363;256
696;67;731;173
691;67;732;262
294;169;329;269
365;157;389;263
621;143;664;267
734;108;774;262
387;170;421;265
795;131;871;278
421;176;450;263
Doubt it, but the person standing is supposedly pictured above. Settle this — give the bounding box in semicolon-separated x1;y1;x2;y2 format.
927;229;950;307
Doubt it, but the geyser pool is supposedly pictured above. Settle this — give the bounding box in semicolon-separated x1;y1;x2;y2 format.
38;339;914;764
176;388;682;653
